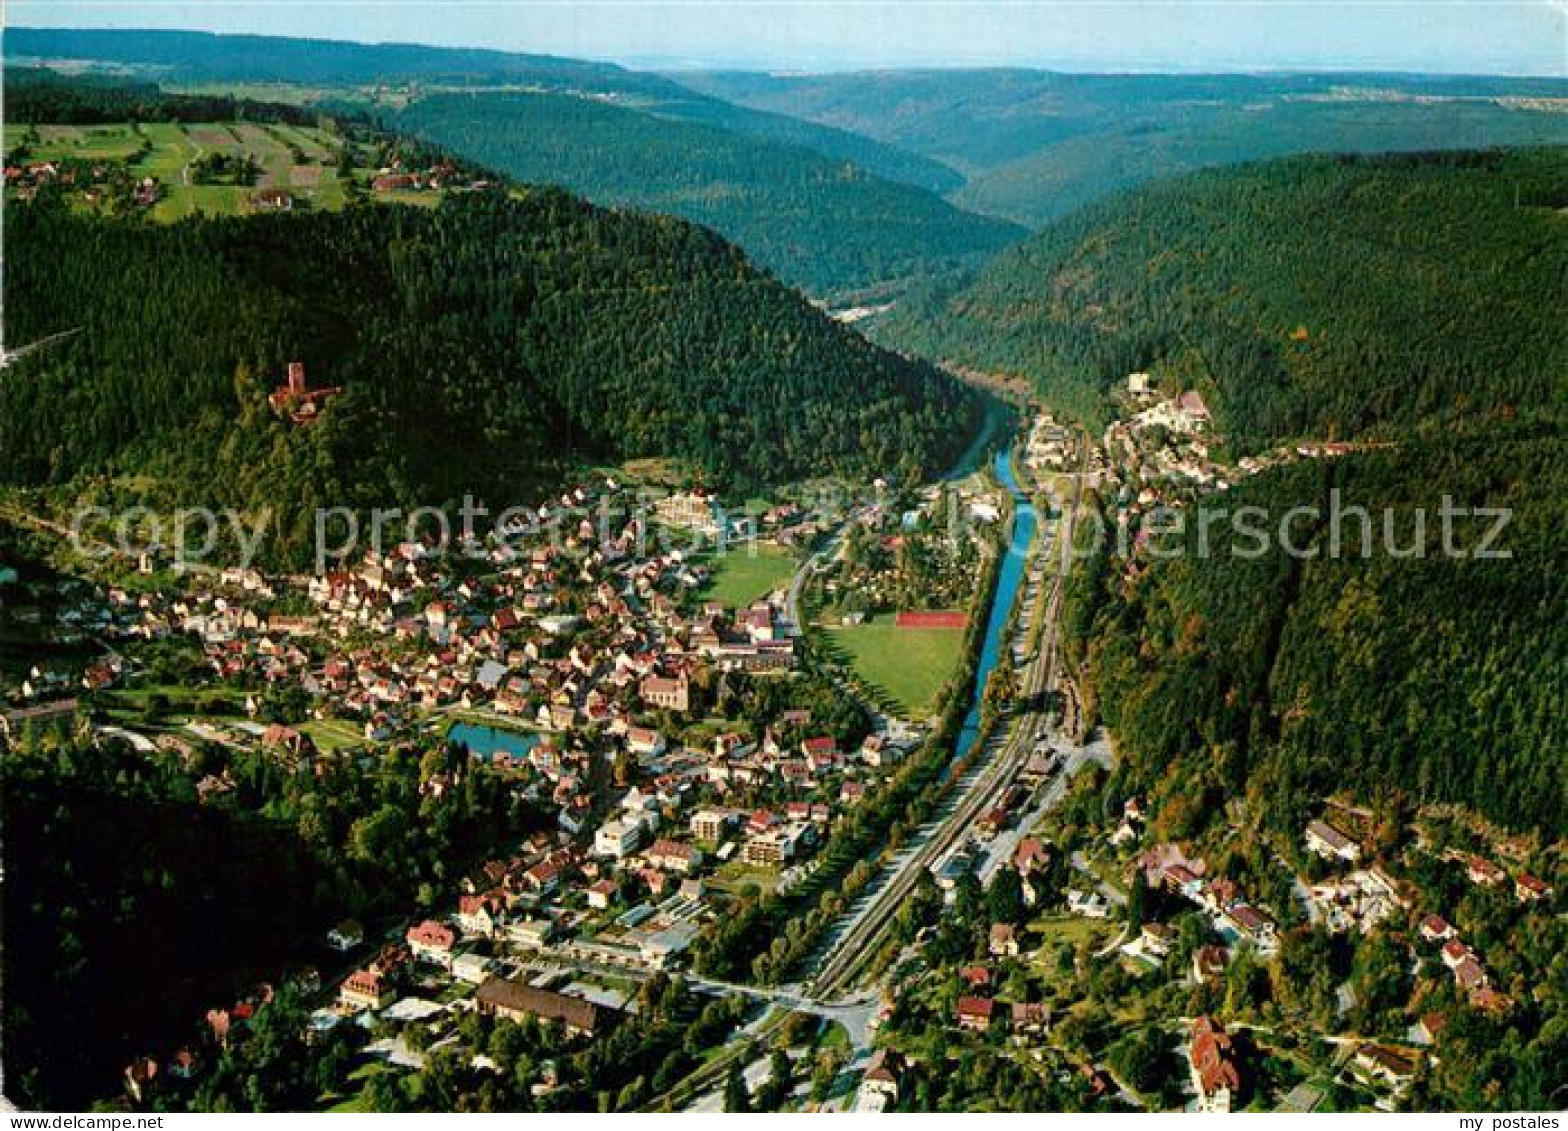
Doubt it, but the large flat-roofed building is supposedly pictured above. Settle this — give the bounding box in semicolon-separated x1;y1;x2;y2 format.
594;816;647;858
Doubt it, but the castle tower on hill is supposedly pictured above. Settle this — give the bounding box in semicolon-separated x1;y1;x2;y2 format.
269;361;341;424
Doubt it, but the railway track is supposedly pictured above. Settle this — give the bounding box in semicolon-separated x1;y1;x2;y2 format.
808;433;1088;997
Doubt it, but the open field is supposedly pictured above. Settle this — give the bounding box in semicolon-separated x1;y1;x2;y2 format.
31;122;143;160
818;614;964;718
299;718;366;754
166;81;367;107
698;542;796;609
15;120;355;220
1025;912;1115;953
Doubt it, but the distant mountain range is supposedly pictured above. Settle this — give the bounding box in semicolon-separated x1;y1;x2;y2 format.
5;27;663;88
15;27;1568;295
8;27;1010;297
679;68;1568;225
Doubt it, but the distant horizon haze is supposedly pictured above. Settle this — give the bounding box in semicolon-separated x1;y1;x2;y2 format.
7;1;1566;77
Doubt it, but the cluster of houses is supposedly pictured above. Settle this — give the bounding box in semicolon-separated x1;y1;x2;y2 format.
1139;844;1279;955
1305;864;1409;935
303;726;912;1060
80;473;823;759
2;467;954;1107
822;484;992;622
1022;413;1077;475
302;711;915;1030
952;962;1053;1040
1416;913;1510;1011
1439;846;1553;908
1188;1015;1423;1112
1303;813;1551;1017
1303;817;1414;934
1100;382;1224;509
123;975;299;1102
12;463;922;920
369;158;490;195
1097;374;1392;553
4;651;121;710
3;158;161;209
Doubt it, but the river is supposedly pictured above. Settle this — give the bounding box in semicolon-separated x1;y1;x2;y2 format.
952;444;1037;763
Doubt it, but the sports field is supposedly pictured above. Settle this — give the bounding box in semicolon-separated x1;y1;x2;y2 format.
819;614;965;719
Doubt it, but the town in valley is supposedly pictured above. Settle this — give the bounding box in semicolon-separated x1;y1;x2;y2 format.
2;13;1564;1118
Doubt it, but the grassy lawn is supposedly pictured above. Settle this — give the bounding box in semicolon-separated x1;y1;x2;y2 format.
699;543;796;609
102;684;244;715
168;81;360;106
139;123;197;181
816;1020;851;1053
709;860;781;898
300;718;366;754
607;455;691;486
818;615;964;718
268;122;335;162
1024;913;1116;963
321;1062;389;1112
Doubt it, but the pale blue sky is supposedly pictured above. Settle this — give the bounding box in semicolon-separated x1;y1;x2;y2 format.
10;1;1567;75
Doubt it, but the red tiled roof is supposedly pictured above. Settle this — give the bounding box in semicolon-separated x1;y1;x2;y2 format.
406;920;455;950
956;996;994;1019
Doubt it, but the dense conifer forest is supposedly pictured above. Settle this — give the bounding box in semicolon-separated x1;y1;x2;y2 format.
878;149;1568;450
395;92;1024;296
1063;427;1568;836
3;65;324;126
1;190;982;563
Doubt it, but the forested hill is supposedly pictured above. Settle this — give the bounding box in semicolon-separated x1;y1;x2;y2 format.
0;191;981;563
2;65;324;125
679;69;1568;227
8;28;963;195
5;26;666;89
877;149;1568;452
879;149;1568;839
394;92;1023;297
1067;427;1568;837
1015;151;1568;841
